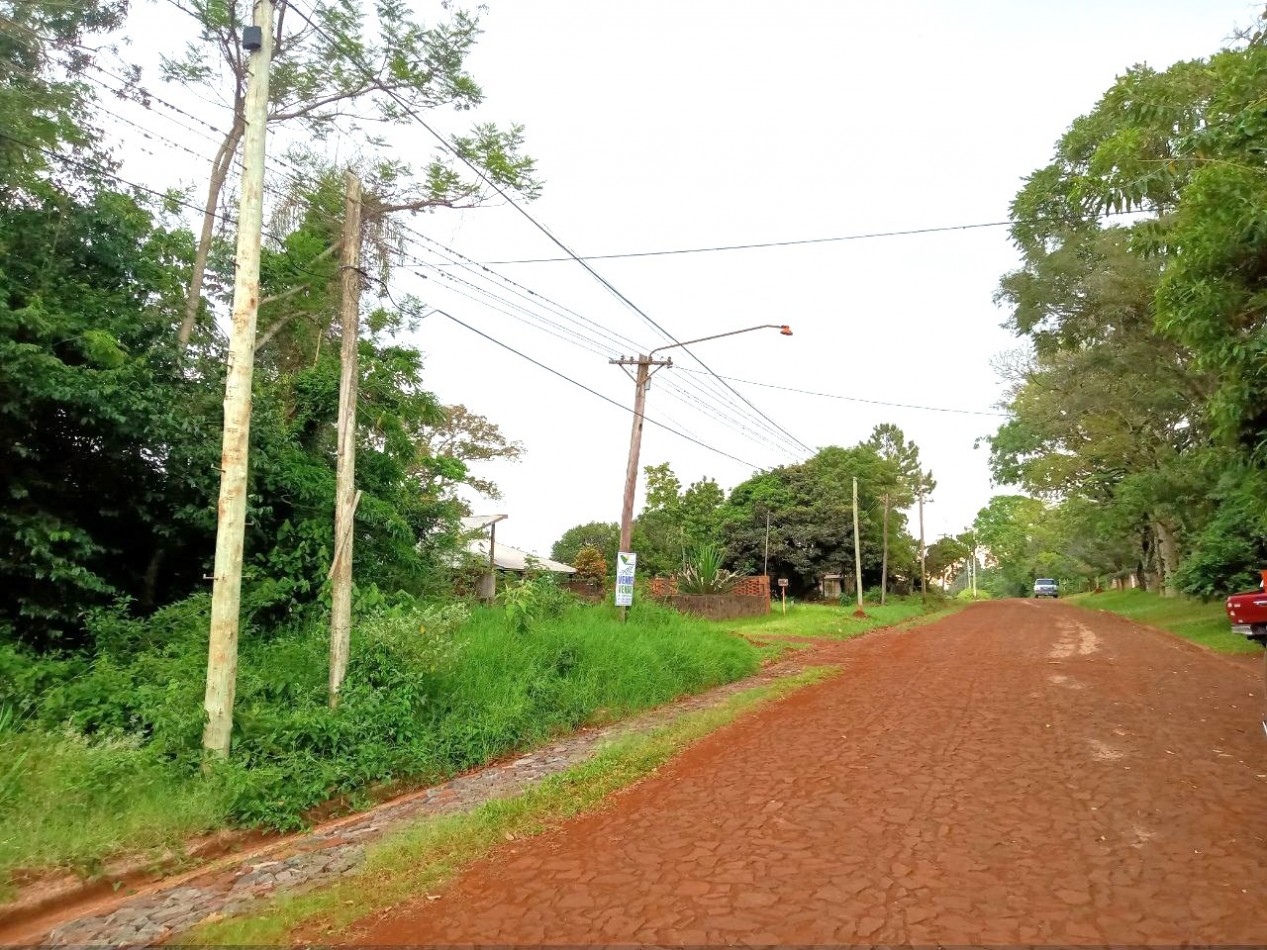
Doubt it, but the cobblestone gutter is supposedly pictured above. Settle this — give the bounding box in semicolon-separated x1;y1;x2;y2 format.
34;655;825;948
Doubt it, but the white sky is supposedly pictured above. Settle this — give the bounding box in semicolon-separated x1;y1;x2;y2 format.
115;0;1258;559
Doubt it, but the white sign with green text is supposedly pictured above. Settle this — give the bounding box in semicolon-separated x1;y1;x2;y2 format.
615;551;637;607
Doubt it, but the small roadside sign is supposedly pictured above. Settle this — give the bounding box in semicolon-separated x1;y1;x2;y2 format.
615;552;637;607
777;578;789;587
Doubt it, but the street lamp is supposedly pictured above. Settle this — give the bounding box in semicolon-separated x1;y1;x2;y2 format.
611;323;794;555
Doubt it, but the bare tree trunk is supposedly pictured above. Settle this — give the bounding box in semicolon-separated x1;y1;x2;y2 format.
1154;518;1180;598
178;117;245;349
880;493;889;605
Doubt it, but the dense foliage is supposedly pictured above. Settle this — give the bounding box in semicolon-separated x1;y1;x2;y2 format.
553;426;933;598
982;16;1267;598
0;596;757;875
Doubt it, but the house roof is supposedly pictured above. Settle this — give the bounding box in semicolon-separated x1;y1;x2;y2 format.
460;514;508;531
467;537;576;574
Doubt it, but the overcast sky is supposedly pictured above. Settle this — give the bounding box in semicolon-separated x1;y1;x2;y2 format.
117;0;1258;559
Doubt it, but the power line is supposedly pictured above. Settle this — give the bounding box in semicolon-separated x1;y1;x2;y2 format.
675;367;1010;417
279;0;815;461
393;233;804;459
429;308;766;470
457;209;1147;265
395;245;802;459
471;221;1017;265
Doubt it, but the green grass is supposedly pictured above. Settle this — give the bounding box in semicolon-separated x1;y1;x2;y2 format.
726;595;960;641
1067;589;1263;655
0;598;760;887
0;728;229;899
182;666;837;946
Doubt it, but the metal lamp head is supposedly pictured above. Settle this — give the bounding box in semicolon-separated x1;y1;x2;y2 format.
779;325;793;336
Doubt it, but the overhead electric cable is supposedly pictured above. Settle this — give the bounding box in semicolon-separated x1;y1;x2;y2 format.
431;308;767;470
462;209;1146;265
675;367;1010;417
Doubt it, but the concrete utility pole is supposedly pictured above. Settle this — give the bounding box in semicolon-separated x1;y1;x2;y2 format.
763;509;771;577
203;0;274;758
852;476;864;613
328;171;364;708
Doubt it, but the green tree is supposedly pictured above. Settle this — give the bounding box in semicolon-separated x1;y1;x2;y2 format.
0;0;126;187
865;423;924;603
0;180;207;647
551;521;620;567
163;0;541;348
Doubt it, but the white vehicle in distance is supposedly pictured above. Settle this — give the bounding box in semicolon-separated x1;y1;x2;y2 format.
1033;578;1059;598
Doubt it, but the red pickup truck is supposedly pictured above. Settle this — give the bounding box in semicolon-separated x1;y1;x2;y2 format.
1225;570;1267;646
1226;572;1267;737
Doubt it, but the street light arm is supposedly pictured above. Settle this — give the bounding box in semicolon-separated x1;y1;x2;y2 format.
648;323;792;357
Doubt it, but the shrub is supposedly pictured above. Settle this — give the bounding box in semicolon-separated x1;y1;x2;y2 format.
679;544;745;595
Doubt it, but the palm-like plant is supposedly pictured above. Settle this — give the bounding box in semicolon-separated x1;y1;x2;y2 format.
678;544;745;594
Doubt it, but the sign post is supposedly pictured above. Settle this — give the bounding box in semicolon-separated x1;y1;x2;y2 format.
615;551;637;621
778;577;788;615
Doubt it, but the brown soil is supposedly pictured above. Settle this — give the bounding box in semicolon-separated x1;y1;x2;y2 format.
347;599;1267;946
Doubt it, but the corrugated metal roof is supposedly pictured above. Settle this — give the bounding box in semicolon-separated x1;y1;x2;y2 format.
467;538;575;574
460;514;508;531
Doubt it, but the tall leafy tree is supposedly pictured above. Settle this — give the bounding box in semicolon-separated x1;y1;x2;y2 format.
161;0;541;348
0;0;127;187
865;423;923;603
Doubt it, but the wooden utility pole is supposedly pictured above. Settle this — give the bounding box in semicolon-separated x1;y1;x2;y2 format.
918;487;927;603
611;354;673;553
852;477;864;613
203;0;274;758
328;171;364;707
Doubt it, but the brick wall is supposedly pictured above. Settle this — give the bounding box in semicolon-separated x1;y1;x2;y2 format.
663;593;771;620
649;575;770;599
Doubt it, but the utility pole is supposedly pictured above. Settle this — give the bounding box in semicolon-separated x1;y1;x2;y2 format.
970;532;977;599
763;509;771;577
609;324;792;558
203;0;274;758
918;487;927;603
852;476;863;614
328;171;364;708
611;354;673;553
880;492;890;606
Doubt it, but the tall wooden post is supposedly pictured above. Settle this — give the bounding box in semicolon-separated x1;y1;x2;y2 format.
203;0;274;758
611;354;672;554
618;356;651;554
328;171;364;707
852;476;864;613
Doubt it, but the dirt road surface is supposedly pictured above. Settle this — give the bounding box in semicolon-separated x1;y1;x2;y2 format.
349;600;1266;946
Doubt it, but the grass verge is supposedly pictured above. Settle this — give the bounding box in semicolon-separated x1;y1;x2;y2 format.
1;598;759;886
727;596;961;642
1067;589;1262;655
181;666;837;946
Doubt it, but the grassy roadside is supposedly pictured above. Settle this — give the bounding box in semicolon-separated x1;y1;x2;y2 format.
182;666;837;945
1067;589;1262;655
0;600;759;889
726;596;962;644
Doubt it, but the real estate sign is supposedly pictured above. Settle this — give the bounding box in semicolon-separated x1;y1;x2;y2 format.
615;551;637;607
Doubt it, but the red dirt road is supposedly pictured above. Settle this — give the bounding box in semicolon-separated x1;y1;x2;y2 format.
351;601;1267;945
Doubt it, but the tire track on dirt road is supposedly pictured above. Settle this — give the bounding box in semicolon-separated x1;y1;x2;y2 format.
345;600;1267;946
